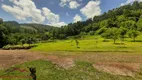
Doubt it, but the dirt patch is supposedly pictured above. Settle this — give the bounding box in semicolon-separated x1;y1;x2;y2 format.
46;55;75;69
0;50;142;73
0;50;45;69
0;50;75;70
68;52;142;63
93;62;140;76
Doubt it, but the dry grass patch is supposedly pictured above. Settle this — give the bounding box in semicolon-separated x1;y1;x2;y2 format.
46;55;75;69
93;62;141;77
0;50;45;69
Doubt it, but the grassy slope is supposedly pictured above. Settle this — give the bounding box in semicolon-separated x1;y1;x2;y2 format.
31;35;142;52
20;25;38;32
0;60;139;80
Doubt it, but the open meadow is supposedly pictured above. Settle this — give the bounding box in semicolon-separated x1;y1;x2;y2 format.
0;35;142;80
32;35;142;52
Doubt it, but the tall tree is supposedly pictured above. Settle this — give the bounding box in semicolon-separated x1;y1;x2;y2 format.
118;27;127;43
102;28;119;44
128;30;139;42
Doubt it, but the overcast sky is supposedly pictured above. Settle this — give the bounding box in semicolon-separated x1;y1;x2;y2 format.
0;0;141;27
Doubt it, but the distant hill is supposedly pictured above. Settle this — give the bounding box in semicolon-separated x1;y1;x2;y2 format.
4;21;53;33
20;23;53;33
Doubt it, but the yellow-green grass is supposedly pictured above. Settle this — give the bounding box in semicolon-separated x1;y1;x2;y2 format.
31;39;142;52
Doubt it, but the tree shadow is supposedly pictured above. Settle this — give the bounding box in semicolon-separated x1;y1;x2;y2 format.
114;43;126;45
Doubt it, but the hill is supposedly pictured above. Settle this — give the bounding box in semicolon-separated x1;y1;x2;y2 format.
20;23;52;33
48;1;142;40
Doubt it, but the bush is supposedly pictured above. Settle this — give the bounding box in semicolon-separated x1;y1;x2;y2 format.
89;31;95;35
2;45;36;50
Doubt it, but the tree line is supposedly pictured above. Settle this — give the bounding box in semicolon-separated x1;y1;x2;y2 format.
0;20;52;48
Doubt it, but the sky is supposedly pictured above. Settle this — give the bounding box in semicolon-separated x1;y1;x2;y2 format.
0;0;141;27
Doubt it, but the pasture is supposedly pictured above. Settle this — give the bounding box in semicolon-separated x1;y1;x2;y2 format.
32;35;142;52
1;35;142;80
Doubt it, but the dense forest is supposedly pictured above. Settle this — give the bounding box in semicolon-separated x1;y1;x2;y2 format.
0;1;142;48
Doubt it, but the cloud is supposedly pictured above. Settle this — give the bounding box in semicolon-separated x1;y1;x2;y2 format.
50;22;67;27
2;0;45;23
69;1;80;9
42;7;66;27
2;0;66;27
59;0;71;7
121;0;142;6
73;14;82;23
42;7;60;24
80;0;101;19
59;0;81;9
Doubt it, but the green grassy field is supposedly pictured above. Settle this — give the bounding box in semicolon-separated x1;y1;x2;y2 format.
1;35;142;80
31;35;142;52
